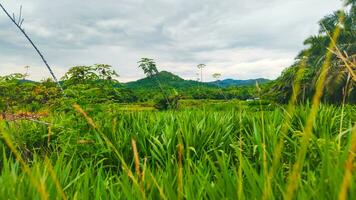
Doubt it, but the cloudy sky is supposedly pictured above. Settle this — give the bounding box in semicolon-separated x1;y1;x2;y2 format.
0;0;342;82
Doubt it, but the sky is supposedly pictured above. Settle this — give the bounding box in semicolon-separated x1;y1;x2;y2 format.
0;0;342;82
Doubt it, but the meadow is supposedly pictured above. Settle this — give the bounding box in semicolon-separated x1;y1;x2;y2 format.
0;101;355;199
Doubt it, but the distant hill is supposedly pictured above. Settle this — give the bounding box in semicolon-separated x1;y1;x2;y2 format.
209;78;270;87
19;79;37;84
124;71;269;89
12;71;269;90
125;71;208;89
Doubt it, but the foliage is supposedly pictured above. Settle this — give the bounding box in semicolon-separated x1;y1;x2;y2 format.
0;3;355;200
266;4;356;104
62;64;119;87
137;58;182;110
0;69;260;112
0;74;61;112
211;78;270;87
138;58;159;77
0;104;355;199
60;65;134;105
154;92;180;110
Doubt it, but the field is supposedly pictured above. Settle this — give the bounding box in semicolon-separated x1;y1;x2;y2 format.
0;101;355;199
0;1;355;199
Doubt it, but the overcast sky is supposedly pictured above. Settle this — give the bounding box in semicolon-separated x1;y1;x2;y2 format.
0;0;342;82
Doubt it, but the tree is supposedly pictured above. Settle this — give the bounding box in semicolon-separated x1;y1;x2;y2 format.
212;73;227;100
93;64;119;80
61;65;123;104
0;73;27;111
62;66;98;86
196;73;200;82
0;73;26;81
24;66;30;80
138;58;159;77
212;73;222;87
212;73;221;81
62;64;119;86
345;0;356;6
197;64;206;82
266;3;356;104
137;58;179;110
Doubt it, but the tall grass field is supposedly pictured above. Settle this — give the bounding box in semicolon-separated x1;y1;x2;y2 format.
0;103;355;199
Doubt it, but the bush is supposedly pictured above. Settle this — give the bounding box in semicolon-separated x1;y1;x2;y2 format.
154;95;180;110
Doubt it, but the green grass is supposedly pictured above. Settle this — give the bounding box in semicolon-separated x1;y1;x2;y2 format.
0;103;355;199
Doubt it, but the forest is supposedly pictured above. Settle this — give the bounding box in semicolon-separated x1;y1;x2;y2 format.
0;1;355;200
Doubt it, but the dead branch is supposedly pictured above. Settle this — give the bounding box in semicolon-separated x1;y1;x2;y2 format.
0;3;65;95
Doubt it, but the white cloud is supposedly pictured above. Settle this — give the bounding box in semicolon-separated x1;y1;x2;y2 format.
0;0;342;82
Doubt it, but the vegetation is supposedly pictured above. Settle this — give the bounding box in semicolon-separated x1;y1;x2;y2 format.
0;1;355;200
0;65;263;112
0;103;355;199
266;1;355;104
210;78;270;87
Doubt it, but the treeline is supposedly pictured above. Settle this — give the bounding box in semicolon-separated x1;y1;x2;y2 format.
0;64;259;112
0;65;137;112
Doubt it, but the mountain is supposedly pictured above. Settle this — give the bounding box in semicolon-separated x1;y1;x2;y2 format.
125;71;208;89
125;71;269;89
13;71;270;90
19;79;37;84
209;78;270;87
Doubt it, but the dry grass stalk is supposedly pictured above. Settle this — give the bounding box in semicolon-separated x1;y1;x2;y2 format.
284;12;344;200
131;139;142;178
177;143;184;200
338;124;356;200
72;103;146;199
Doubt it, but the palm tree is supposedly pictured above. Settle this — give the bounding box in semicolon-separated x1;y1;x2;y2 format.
270;3;356;103
345;0;356;6
321;5;356;103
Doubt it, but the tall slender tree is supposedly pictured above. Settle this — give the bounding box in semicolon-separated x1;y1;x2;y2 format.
212;73;222;85
138;58;159;77
197;64;206;82
138;58;177;109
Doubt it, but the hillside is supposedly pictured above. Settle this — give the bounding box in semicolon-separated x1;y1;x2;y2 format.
125;71;211;89
209;78;270;87
125;71;269;89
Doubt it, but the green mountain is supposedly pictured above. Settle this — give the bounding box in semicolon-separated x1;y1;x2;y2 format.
125;71;211;89
209;78;270;87
125;71;269;90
